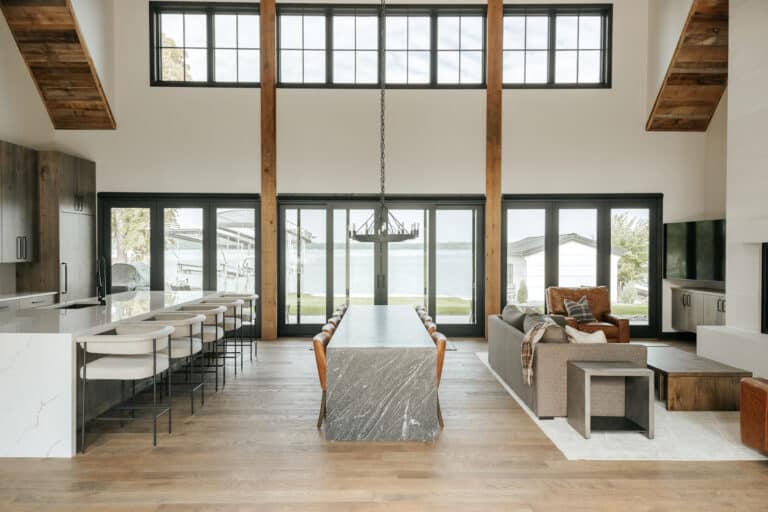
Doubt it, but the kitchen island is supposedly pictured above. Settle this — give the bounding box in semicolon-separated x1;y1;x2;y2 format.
0;291;217;458
325;305;438;441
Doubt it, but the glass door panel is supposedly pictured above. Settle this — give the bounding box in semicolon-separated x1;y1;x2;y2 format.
387;209;428;308
284;208;327;325
506;209;546;309
216;208;257;294
164;208;204;291
333;209;375;308
110;207;151;292
436;210;475;324
558;208;597;287
611;208;650;325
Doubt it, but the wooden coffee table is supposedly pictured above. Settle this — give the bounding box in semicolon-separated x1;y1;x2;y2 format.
646;347;752;411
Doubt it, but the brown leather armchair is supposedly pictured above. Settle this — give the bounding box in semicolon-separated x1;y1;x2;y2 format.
545;286;630;343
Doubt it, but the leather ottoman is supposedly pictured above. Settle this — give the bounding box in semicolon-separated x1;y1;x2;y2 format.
740;378;768;454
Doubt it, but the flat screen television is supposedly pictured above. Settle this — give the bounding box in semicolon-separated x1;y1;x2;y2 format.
664;220;725;281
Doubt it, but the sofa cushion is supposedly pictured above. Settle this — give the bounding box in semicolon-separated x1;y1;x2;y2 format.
524;313;567;343
578;321;619;339
565;325;607;344
563;296;597;323
501;304;526;331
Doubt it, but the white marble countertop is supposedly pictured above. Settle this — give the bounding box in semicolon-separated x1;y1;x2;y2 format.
0;291;57;303
0;290;217;336
330;305;435;349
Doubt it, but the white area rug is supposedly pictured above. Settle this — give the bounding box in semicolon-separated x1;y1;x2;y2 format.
477;352;767;461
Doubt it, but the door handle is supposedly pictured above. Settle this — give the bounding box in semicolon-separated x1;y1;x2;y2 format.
22;236;27;260
61;262;69;294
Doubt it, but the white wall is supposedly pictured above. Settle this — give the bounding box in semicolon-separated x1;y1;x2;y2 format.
646;0;691;110
70;0;115;102
55;0;262;194
725;0;768;333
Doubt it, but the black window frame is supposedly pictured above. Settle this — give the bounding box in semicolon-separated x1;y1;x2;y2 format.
502;4;613;89
97;193;262;334
276;4;487;89
277;194;485;337
150;1;262;88
501;194;663;339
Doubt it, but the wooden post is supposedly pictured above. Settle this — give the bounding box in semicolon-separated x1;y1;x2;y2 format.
485;0;503;337
260;0;278;340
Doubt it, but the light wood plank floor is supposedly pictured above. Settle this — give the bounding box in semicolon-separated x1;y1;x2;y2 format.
1;339;767;511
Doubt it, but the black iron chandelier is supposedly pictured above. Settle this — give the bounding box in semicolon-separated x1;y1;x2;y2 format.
350;0;419;244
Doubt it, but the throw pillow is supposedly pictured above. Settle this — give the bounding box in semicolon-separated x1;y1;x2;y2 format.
501;304;526;331
524;312;568;343
565;325;607;344
563;296;597;323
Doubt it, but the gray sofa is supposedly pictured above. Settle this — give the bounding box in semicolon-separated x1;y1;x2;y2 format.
488;315;647;418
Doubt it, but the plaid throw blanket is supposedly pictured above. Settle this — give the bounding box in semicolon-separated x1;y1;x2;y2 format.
521;318;556;386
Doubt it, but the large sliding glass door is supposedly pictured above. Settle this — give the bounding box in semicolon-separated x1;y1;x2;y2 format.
503;195;661;338
279;198;483;336
99;194;260;331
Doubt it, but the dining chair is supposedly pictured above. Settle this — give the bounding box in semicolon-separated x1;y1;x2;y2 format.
431;331;447;428
312;331;332;428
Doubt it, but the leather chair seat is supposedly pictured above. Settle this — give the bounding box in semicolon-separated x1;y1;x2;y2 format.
80;354;169;380
578;321;619;339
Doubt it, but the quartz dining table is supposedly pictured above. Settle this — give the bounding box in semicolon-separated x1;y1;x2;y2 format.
325;305;439;441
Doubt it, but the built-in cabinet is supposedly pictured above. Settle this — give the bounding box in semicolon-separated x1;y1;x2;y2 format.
17;152;96;302
0;141;37;263
671;287;726;333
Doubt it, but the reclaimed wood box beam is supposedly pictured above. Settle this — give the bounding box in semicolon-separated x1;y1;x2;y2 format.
0;0;115;130
647;0;728;132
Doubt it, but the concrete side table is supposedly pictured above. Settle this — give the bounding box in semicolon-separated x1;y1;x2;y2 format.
567;361;655;439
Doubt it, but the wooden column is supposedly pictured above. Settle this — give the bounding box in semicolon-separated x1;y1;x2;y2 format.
485;0;503;337
260;0;278;340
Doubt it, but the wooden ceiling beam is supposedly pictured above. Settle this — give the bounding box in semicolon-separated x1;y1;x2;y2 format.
0;0;115;130
646;0;728;132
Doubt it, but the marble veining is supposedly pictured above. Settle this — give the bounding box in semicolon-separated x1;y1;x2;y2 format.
326;347;438;442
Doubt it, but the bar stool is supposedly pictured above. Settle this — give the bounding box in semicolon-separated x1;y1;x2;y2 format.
312;331;331;428
180;304;227;390
431;331;447;429
125;313;207;415
200;298;245;373
216;292;259;359
77;324;174;452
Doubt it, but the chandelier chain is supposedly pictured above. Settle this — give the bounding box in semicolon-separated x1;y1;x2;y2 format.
379;0;386;207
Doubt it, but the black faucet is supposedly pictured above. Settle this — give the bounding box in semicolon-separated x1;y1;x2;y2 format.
97;257;107;305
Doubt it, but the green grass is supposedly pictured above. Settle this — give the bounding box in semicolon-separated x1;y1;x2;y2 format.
286;294;472;316
611;304;648;316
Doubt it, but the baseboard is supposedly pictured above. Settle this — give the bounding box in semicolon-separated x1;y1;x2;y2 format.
660;331;696;342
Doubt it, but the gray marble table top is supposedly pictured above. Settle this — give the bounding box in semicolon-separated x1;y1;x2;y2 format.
329;305;435;349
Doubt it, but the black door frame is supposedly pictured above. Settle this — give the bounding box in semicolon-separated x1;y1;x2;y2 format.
278;195;485;337
97;193;261;333
502;193;663;339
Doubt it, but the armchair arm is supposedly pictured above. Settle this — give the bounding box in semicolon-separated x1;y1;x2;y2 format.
603;313;630;343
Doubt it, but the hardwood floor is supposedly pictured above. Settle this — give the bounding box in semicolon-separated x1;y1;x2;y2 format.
1;339;767;511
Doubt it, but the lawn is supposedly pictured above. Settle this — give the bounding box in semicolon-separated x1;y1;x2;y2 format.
286;294;472;316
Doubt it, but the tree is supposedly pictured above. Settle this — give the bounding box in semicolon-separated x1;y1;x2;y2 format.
111;208;151;263
517;279;528;304
161;35;188;81
611;212;649;301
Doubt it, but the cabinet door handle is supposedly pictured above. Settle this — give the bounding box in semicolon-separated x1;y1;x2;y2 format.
22;236;27;260
15;237;21;260
720;299;725;313
61;262;69;294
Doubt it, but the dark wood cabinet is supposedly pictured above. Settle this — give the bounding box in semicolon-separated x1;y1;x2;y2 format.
17;151;96;301
0;141;37;264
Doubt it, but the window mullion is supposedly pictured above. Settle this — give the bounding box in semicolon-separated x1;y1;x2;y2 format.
326;10;333;84
430;11;437;86
547;11;555;85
